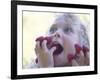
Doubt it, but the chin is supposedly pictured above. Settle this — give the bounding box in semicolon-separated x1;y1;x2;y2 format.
53;51;68;67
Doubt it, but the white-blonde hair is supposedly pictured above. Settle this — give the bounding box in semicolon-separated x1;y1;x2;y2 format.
55;13;89;48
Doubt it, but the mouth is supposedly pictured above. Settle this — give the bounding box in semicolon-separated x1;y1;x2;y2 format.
36;36;63;55
48;41;63;55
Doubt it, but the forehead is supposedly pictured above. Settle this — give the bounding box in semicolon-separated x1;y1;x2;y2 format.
51;14;78;28
50;19;74;29
51;23;71;29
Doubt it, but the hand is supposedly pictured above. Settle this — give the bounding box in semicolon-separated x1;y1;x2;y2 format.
35;40;56;67
62;35;89;66
72;47;89;66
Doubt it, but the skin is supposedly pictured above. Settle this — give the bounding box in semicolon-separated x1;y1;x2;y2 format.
35;14;89;67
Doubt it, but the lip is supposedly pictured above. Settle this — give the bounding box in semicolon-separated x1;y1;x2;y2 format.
49;41;63;55
36;36;63;55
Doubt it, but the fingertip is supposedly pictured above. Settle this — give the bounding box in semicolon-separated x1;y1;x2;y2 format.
44;40;47;44
42;40;47;47
36;41;40;45
42;40;48;50
80;51;84;57
53;46;56;50
50;47;56;54
36;41;40;48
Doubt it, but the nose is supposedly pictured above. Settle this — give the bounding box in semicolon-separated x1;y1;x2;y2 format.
52;30;61;39
54;32;60;38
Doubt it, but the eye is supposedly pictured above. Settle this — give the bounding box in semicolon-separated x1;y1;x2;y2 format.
63;27;73;33
49;27;57;34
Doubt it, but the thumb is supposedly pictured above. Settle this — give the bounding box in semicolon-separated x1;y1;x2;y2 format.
50;47;56;55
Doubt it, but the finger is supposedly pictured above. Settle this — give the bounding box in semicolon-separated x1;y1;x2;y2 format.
50;47;56;55
35;46;41;55
42;40;48;51
79;51;85;65
72;59;79;66
85;52;90;59
75;51;84;65
34;48;38;54
84;52;90;65
36;41;41;49
35;41;42;54
79;51;84;59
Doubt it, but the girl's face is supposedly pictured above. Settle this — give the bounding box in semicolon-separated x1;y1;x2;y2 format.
48;19;79;67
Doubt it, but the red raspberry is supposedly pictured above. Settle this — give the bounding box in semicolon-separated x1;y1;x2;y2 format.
35;36;63;55
36;36;52;48
82;46;89;56
44;37;52;46
36;36;44;47
75;44;82;54
67;53;75;62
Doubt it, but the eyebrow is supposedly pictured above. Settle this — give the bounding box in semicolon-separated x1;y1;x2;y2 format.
51;24;57;28
50;22;75;31
49;26;57;32
49;24;57;29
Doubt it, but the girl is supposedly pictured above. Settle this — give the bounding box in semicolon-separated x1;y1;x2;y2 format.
35;13;89;68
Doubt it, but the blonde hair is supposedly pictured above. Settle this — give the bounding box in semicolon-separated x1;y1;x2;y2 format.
55;13;89;48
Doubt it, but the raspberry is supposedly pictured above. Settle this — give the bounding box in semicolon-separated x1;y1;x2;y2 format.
36;36;44;47
82;46;89;56
67;53;75;62
75;44;82;54
44;37;52;46
35;36;63;55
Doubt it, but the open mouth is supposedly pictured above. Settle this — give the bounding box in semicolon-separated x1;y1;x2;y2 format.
36;36;63;55
48;41;63;55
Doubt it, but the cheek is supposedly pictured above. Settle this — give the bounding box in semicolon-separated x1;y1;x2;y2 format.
64;34;78;44
62;34;79;54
